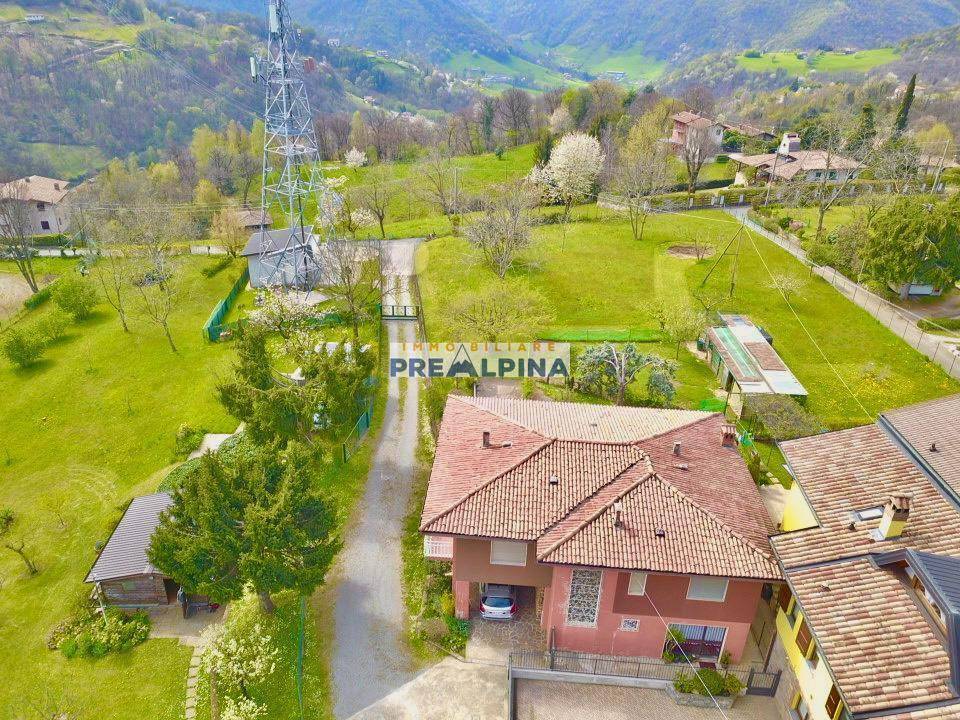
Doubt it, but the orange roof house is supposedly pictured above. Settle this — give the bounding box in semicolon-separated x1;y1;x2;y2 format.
420;396;780;663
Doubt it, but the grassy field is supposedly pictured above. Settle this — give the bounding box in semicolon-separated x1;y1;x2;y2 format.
736;48;899;75
20;142;106;179
552;43;666;82
0;256;242;718
416;206;957;428
442;51;573;90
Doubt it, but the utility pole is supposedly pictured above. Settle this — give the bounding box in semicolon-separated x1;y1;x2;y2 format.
252;0;334;288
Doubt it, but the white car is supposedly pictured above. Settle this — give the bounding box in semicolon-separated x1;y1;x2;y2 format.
480;584;517;620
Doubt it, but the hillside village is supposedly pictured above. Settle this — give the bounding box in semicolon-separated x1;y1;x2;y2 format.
3;1;960;720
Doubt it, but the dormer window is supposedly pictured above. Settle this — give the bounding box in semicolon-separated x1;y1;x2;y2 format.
907;568;945;630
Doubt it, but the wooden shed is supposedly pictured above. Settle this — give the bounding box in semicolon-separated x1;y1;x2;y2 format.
84;492;176;607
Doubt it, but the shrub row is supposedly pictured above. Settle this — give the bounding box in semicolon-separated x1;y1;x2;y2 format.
49;607;150;659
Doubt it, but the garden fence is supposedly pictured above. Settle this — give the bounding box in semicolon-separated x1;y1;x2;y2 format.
201;267;250;342
341;397;375;463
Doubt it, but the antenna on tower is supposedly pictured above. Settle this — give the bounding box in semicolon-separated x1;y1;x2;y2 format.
251;0;335;289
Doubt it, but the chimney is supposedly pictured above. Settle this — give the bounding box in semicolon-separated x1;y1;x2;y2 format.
613;501;624;528
54;182;60;191
721;423;738;447
548;475;559;487
874;494;912;540
673;440;682;456
481;431;491;448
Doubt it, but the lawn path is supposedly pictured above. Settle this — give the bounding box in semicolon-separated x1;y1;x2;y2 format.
331;246;422;718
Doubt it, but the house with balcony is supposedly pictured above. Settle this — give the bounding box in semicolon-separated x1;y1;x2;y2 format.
420;396;781;665
768;393;960;720
669;111;725;158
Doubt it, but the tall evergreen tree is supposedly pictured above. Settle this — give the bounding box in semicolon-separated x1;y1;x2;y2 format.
148;441;341;613
893;74;917;136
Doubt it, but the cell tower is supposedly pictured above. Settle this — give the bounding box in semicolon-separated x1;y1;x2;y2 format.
251;0;331;288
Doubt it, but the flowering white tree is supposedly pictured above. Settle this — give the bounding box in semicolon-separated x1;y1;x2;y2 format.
248;289;319;339
201;620;279;701
530;132;604;221
349;207;378;234
220;697;266;720
344;147;368;169
549;105;574;135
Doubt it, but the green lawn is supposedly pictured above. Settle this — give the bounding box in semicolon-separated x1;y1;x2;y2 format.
416;206;958;428
736;48;899;75
0;257;241;718
770;205;861;237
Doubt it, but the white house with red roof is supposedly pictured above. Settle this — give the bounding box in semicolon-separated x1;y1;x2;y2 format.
420;396;781;663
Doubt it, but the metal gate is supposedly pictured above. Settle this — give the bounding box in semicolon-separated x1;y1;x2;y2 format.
381;304;419;320
745;667;782;696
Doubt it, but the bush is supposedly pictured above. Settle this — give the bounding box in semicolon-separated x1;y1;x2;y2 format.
52;608;150;659
2;326;46;368
35;309;70;344
174;423;206;459
53;274;99;321
673;668;744;697
23;282;56;310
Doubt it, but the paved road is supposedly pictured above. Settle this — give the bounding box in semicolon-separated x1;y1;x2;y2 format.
726;206;960;380
331;313;421;717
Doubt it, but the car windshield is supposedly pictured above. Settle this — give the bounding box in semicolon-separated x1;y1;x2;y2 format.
483;596;512;608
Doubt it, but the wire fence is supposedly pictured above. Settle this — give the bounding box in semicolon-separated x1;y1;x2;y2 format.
738;213;960;380
201;266;250;341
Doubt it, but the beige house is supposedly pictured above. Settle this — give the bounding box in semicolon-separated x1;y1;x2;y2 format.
0;175;72;235
728;133;861;185
668;111;724;157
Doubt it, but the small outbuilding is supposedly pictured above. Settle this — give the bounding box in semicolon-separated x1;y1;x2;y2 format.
242;228;322;289
705;314;807;401
84;492;176;608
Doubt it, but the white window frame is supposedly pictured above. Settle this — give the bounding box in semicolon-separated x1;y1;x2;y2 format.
686;576;728;602
627;572;647;596
489;540;527;567
566;569;603;627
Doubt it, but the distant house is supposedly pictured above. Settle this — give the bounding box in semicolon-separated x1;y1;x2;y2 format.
728;132;860;185
722;121;776;143
375;50;389;59
327;37;341;48
668;111;724;156
0;175;72;235
24;13;45;23
84;493;176;607
420;396;781;664
705;314;807;404
231;208;272;231
241;228;322;289
598;70;626;81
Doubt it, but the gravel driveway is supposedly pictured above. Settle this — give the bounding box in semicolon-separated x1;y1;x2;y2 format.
331;317;421;718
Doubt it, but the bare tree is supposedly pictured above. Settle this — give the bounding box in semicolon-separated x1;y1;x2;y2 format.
318;240;384;344
616;113;671;241
766;272;806;303
680;84;716;116
417;148;458;218
495;88;533;145
135;251;179;352
680;122;720;194
463;180;535;278
89;216;134;332
209;209;248;258
356;166;397;239
0;180;39;293
233;152;261;206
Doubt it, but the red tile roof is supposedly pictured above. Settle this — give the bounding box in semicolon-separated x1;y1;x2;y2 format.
775;409;960;717
884;394;960;500
421;397;779;580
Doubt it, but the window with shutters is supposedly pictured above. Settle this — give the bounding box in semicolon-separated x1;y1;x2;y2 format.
825;685;842;719
792;694;812;720
566;569;602;627
795;617;814;656
777;585;792;613
489;540;527;566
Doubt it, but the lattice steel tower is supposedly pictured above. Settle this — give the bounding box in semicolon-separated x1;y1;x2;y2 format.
252;0;330;288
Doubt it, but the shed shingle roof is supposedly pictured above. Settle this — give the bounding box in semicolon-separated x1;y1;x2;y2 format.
84;492;172;583
422;397;779;580
884;394;960;500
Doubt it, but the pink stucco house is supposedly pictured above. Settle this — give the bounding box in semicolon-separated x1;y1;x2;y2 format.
420;396;781;663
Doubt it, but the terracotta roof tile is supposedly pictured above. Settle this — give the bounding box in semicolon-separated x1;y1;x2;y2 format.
422;397;778;579
788;559;955;714
884;394;960;499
